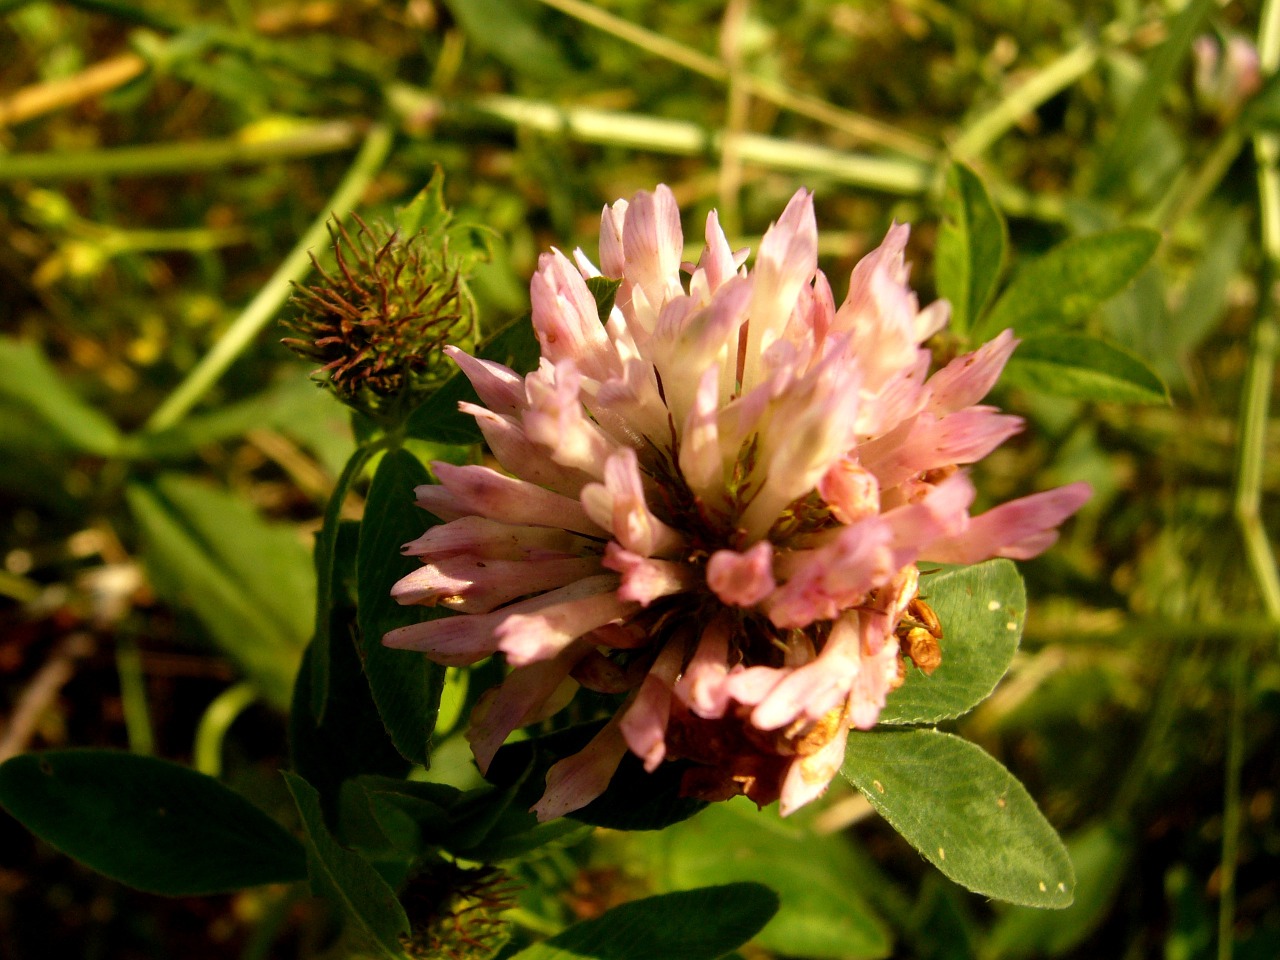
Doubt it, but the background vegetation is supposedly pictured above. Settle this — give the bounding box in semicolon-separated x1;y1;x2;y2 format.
0;0;1277;958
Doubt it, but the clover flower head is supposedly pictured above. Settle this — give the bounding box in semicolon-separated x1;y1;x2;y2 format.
386;185;1090;819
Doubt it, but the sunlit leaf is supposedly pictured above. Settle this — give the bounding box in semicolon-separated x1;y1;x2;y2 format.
879;560;1025;725
936;163;1006;338
842;729;1074;908
1001;334;1170;404
976;229;1159;339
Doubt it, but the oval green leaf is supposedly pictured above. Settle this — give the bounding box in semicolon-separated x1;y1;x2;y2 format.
935;162;1006;338
842;729;1074;908
1001;334;1170;404
976;228;1160;340
879;559;1025;725
0;750;305;895
510;883;780;960
357;448;445;766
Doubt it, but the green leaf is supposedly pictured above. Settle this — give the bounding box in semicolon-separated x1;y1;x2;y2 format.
935;163;1006;338
879;560;1025;725
282;771;411;959
310;444;377;719
585;275;623;321
357;449;446;766
0;750;305;895
0;337;120;456
406;315;541;444
488;722;706;832
975;229;1160;340
127;476;312;707
841;729;1074;909
509;884;779;960
613;798;891;959
290;524;412;809
1001;334;1170;405
131;373;353;467
987;822;1134;957
439;0;570;81
394;167;451;238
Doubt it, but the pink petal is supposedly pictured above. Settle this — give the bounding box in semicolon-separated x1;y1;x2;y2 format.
602;542;697;606
391;554;602;613
619;639;685;772
522;360;618;476
925;329;1018;416
497;580;638;667
467;639;591;774
400;516;583;562
707;541;776;607
443;346;525;416
818;458;881;524
922;481;1092;564
751;613;863;731
766;519;896;630
580;448;683;557
861;408;1023;490
383;574;617;663
673;616;733;719
677;366;725;500
621;185;684;315
460;402;595;497
532;713;629;821
530;249;617;381
778;711;851;817
427;463;604;536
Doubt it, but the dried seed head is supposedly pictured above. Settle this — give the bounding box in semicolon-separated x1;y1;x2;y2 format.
399;864;517;960
282;213;475;419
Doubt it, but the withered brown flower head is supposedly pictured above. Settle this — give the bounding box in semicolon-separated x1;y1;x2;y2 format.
399;864;517;960
283;213;474;418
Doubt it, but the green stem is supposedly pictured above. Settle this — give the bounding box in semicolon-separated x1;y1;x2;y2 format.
0;121;362;181
1218;646;1248;960
114;635;153;755
530;0;936;160
193;682;257;778
950;41;1100;160
390;86;933;194
143;122;394;433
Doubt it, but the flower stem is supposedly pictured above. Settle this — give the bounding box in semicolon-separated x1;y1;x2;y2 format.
390;85;934;194
531;0;936;160
0;120;362;181
950;40;1100;160
143;121;393;433
193;682;258;778
114;634;153;756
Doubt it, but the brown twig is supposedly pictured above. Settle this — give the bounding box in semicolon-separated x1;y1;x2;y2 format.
0;633;96;762
0;53;146;128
